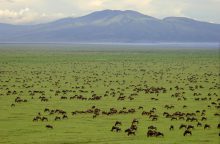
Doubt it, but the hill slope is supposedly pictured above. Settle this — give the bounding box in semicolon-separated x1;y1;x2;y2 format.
0;10;220;43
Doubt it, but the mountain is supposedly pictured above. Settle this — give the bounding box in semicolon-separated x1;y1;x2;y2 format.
0;10;220;43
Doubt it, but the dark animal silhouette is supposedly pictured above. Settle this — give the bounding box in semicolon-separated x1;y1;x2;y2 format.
41;117;48;121
46;125;53;129
156;132;164;137
217;123;220;129
125;128;135;135
183;130;192;136
204;124;210;129
11;104;15;107
115;121;122;126
187;125;194;130
179;124;187;129
55;116;61;121
148;125;157;130
111;126;121;132
170;125;174;130
197;122;202;127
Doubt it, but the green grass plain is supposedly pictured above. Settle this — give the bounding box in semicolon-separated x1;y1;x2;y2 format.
0;44;219;144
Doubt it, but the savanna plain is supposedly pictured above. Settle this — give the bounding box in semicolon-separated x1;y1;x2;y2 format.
0;44;219;144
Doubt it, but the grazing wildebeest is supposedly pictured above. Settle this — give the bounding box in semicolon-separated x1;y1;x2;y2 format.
179;124;187;129
125;128;135;136
183;105;187;108
55;116;61;121
127;131;135;136
142;111;151;116
204;124;210;129
132;118;139;124
44;108;50;112
114;121;122;126
156;132;164;137
41;98;48;102
148;125;157;130
111;126;121;132
183;130;192;136
61;96;67;100
71;112;77;115
217;123;220;129
152;117;158;121
147;130;157;137
171;117;177;121
197;122;202;127
33;116;41;122
41;117;48;121
169;125;174;130
130;124;138;131
187;125;194;130
46;125;53;129
201;117;207;121
92;114;97;119
138;106;143;110
124;128;130;133
179;116;185;120
11;104;15;107
63;115;68;119
33;117;38;122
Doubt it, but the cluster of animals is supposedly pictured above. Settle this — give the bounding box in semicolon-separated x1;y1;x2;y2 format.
111;120;220;137
33;108;68;122
0;54;219;142
111;119;139;136
14;94;220;137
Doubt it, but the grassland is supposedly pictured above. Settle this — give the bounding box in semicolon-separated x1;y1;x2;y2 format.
0;44;219;144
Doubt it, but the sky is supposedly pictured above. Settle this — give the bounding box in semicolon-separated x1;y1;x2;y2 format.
0;0;220;25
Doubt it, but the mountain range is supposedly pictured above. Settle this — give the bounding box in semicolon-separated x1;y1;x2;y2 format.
0;10;220;43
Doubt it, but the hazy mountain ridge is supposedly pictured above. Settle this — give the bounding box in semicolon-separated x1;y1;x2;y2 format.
0;10;220;43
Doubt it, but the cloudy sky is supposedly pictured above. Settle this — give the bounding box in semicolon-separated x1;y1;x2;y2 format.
0;0;220;25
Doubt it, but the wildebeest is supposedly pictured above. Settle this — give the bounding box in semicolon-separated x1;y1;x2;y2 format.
125;128;135;136
114;121;122;126
41;117;48;121
156;132;164;137
130;124;138;131
111;126;121;132
127;131;135;136
204;124;210;129
33;116;41;122
92;114;98;119
60;96;67;100
138;106;143;110
201;117;207;121
148;125;157;130
183;130;192;136
187;125;194;130
169;125;174;130
147;130;164;137
197;122;202;127
55;116;61;121
63;115;68;119
132;118;139;124
217;123;220;129
46;125;53;129
11;104;15;107
179;124;187;129
44;108;50;112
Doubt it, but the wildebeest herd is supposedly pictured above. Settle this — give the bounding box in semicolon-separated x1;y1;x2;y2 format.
0;46;219;144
